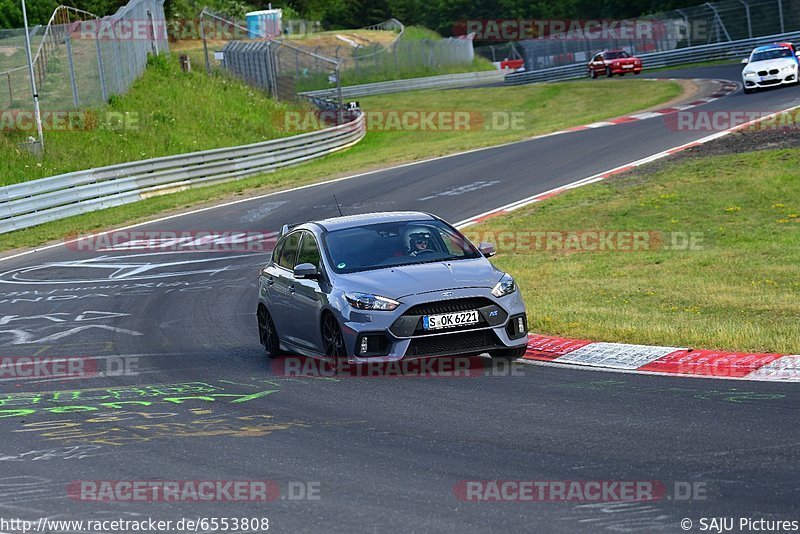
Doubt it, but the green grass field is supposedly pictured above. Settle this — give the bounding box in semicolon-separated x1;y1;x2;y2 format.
469;147;800;353
0;55;314;185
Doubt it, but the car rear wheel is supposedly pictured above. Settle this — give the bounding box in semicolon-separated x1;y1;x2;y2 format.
322;314;347;371
257;305;280;359
490;346;527;361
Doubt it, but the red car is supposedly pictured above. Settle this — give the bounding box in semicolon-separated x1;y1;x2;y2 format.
588;50;642;78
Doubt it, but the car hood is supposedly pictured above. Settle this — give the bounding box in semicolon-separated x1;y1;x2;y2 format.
335;259;502;299
744;58;796;71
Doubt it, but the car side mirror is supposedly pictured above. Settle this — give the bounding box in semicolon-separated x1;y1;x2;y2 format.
479;242;496;258
741;58;749;64
293;263;319;279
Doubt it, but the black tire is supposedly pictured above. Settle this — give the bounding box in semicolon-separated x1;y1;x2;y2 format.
606;67;613;77
744;87;754;94
589;68;598;79
257;305;280;359
322;313;347;372
490;346;527;361
634;71;641;75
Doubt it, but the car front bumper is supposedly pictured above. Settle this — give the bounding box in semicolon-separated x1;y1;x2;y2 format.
340;287;528;364
743;70;797;88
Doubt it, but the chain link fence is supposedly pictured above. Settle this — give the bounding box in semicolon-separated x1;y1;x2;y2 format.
0;0;168;119
201;13;476;97
518;0;799;70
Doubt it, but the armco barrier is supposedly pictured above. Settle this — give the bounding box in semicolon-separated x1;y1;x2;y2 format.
300;70;505;100
505;30;800;85
0;112;365;234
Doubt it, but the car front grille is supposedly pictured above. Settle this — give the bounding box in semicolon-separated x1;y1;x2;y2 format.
405;297;494;316
407;330;499;357
758;69;780;76
389;297;507;338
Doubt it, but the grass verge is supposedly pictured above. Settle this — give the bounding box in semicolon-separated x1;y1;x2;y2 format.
1;78;681;253
468;143;800;353
0;55;314;185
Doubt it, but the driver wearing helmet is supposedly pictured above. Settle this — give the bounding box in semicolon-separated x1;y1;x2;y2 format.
406;230;433;256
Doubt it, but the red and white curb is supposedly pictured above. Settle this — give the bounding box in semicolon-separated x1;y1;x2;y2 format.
519;79;738;143
566;79;738;131
520;334;800;382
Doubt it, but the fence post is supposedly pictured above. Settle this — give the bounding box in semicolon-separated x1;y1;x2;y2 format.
777;0;785;33
147;9;159;55
6;72;11;104
200;11;211;75
111;21;124;95
64;22;80;107
95;29;109;102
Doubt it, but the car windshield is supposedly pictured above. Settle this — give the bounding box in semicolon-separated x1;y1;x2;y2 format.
604;51;629;59
751;48;793;62
324;219;481;274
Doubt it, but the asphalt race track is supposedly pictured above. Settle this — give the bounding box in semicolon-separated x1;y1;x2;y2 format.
0;64;798;533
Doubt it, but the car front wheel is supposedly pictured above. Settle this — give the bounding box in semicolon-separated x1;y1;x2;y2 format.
606;67;613;77
322;314;347;371
257;305;280;359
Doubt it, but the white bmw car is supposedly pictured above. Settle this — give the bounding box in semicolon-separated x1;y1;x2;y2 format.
742;43;800;94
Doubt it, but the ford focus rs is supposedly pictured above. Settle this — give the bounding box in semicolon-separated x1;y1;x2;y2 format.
256;212;528;369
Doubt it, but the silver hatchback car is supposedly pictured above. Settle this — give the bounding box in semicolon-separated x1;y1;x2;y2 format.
256;211;528;369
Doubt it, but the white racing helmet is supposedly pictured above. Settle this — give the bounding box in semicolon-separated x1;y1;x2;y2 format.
403;226;433;252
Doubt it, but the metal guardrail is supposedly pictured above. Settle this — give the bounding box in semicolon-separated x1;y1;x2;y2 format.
0;112;365;234
301;70;505;99
504;30;800;85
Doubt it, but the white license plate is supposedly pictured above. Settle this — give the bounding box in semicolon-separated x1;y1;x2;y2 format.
623;64;633;68
423;310;479;330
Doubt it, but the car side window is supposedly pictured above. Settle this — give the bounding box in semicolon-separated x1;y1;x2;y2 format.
297;231;322;269
278;232;301;270
272;239;285;266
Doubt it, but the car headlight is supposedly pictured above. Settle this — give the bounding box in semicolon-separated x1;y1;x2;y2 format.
743;71;756;77
491;273;516;298
781;65;796;72
345;292;400;311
